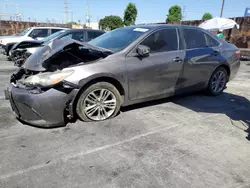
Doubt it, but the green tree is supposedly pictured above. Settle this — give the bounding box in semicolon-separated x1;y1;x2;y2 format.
99;16;123;30
67;21;77;25
124;3;138;26
166;5;182;23
202;13;213;20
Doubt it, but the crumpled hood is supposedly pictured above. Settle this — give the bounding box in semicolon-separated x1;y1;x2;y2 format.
23;38;110;72
12;40;43;50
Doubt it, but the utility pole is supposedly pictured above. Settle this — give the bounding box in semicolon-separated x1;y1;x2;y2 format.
85;0;91;27
180;6;186;25
0;2;22;21
64;0;69;23
220;0;225;17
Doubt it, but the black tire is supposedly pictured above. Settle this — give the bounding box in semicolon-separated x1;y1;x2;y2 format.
76;82;122;122
207;67;228;96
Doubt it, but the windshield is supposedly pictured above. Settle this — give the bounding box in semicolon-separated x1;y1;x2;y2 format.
41;30;66;43
88;27;148;52
18;28;31;36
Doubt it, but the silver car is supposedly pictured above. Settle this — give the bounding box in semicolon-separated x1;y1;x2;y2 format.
5;25;241;127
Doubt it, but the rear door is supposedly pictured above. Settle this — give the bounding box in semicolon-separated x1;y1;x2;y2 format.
126;28;185;100
180;28;223;90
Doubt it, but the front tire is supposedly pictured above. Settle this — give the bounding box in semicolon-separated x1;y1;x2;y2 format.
76;82;121;121
207;67;228;96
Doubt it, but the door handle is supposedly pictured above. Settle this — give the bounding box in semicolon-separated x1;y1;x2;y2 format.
173;57;183;63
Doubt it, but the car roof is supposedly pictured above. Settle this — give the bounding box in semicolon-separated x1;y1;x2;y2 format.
30;27;69;30
125;24;201;30
67;28;105;32
62;29;105;33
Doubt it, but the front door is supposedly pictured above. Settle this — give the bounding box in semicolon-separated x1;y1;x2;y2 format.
126;28;185;101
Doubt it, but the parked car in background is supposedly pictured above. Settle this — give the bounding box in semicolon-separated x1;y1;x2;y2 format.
6;25;240;127
0;27;67;55
9;29;105;67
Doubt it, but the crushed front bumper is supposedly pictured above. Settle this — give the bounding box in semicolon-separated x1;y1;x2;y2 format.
5;84;79;128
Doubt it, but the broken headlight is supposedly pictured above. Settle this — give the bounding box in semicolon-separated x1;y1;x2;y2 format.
23;69;74;87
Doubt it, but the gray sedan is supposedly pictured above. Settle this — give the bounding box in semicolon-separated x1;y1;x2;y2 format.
5;24;240;127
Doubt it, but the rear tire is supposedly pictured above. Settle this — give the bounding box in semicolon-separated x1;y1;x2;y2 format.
207;67;228;96
76;82;121;122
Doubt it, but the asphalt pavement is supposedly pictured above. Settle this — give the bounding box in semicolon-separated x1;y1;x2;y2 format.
0;54;250;188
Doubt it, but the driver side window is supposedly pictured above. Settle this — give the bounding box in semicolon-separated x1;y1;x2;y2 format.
29;29;49;38
140;28;178;53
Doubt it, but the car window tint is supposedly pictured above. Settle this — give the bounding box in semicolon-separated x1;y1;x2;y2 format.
87;31;104;41
29;29;49;38
60;33;73;40
140;29;178;53
51;29;63;34
205;34;220;47
183;29;207;49
72;31;85;42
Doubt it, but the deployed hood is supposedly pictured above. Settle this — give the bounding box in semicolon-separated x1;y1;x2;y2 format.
23;38;112;72
12;40;43;50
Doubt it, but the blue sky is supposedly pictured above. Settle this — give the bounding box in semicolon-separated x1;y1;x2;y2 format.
1;0;249;24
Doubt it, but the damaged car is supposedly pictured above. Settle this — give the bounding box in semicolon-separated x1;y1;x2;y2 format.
5;25;241;127
0;27;67;56
9;29;105;67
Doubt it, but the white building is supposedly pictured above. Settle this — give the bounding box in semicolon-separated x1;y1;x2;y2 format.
86;22;99;30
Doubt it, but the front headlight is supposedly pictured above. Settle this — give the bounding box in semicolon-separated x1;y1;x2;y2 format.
23;69;74;87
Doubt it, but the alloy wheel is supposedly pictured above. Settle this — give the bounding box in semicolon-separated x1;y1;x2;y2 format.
211;70;226;93
83;89;117;121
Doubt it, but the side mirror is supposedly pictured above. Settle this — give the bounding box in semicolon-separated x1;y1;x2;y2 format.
137;45;150;57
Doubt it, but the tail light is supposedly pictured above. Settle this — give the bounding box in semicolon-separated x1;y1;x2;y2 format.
235;50;241;57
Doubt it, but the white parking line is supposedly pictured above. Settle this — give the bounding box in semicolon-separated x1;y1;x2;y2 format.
0;123;182;180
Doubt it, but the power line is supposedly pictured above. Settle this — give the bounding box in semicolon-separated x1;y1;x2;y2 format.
181;6;186;23
220;0;225;17
64;0;69;23
86;0;91;25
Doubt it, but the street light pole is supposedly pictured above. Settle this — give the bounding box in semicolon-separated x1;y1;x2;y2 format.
220;0;225;17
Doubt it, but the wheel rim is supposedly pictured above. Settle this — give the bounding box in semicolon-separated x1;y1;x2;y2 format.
83;89;117;121
211;71;226;93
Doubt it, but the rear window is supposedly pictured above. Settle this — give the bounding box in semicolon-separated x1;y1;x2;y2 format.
183;29;220;49
205;34;220;47
183;29;207;49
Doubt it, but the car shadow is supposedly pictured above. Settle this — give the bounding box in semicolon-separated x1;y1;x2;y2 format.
121;92;250;141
